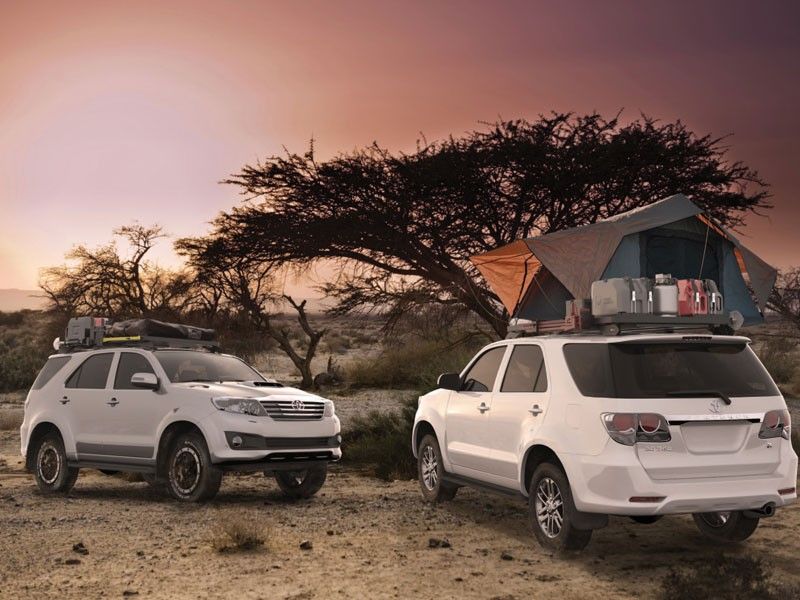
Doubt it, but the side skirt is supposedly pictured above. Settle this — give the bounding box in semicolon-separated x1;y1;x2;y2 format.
442;472;526;499
68;460;156;474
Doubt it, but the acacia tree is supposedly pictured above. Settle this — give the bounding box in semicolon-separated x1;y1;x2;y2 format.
40;224;196;319
179;113;771;337
180;238;326;389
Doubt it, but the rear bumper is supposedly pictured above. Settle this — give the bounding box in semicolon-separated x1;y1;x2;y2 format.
562;441;798;516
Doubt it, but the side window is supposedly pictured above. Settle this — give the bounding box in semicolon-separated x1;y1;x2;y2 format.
32;356;72;390
563;344;614;397
501;345;548;393
65;353;114;390
461;347;506;392
114;353;156;390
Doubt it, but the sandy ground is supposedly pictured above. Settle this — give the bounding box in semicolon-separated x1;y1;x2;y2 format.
1;424;799;600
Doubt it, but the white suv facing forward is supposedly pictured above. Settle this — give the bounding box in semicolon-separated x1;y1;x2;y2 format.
21;347;341;502
412;334;797;551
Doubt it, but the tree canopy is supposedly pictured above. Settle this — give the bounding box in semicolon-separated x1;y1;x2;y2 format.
177;113;771;336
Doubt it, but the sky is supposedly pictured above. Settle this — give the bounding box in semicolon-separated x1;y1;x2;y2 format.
1;0;798;294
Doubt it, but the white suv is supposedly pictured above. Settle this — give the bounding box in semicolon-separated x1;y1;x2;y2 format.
412;333;797;551
21;345;341;502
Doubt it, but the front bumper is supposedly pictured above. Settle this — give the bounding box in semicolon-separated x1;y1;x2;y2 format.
561;440;798;516
200;411;341;464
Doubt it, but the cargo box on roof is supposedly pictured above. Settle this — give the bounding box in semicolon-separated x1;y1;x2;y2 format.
470;194;776;326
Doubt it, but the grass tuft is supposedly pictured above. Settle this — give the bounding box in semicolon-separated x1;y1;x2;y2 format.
210;514;269;553
0;409;23;431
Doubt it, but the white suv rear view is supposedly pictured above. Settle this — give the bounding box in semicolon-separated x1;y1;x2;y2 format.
413;334;797;551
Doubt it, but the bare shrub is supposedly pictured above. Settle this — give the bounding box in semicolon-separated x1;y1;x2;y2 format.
210;514;268;553
0;409;23;431
756;337;797;385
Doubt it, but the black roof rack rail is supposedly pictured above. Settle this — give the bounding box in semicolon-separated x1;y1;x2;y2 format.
61;335;221;353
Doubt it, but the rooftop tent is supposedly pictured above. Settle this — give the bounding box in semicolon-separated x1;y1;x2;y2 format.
470;194;777;325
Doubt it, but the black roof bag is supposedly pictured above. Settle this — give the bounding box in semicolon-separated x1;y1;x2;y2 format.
107;318;215;341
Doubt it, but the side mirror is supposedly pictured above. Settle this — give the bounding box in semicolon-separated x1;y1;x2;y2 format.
131;372;159;391
437;372;461;391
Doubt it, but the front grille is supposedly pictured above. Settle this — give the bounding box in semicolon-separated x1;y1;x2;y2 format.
259;398;325;420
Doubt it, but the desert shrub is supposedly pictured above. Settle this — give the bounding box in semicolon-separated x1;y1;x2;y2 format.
343;396;417;481
659;555;799;600
0;311;53;393
210;514;268;553
0;410;23;431
323;332;351;354
756;337;797;384
346;338;480;391
0;311;25;327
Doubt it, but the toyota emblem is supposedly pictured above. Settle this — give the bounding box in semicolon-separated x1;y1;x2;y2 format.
291;399;305;411
708;399;722;413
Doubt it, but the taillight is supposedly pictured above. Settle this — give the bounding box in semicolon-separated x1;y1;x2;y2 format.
759;409;791;440
602;413;671;446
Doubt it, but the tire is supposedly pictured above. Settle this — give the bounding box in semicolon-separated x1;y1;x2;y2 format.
417;434;458;503
692;511;760;543
32;432;79;495
165;432;222;502
273;466;327;499
529;462;592;552
630;515;663;525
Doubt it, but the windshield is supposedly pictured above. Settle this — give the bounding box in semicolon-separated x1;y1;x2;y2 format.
563;342;780;398
153;351;265;383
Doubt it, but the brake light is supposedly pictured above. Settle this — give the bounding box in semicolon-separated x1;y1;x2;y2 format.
602;413;671;446
759;409;791;440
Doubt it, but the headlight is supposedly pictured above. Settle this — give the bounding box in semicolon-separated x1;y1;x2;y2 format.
323;402;335;418
211;397;267;417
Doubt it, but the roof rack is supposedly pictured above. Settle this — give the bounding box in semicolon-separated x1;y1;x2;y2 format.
506;300;742;338
57;317;220;353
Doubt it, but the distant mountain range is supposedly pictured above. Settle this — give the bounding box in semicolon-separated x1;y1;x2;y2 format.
0;289;46;312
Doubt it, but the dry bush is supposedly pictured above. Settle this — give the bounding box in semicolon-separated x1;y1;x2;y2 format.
210;514;269;553
660;555;799;600
0;409;23;431
756;337;797;385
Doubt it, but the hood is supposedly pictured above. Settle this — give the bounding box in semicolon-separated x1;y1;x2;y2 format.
173;381;330;403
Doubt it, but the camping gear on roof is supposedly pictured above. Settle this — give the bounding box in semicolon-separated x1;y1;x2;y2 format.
652;275;679;316
677;279;707;316
106;318;215;341
631;278;653;314
470;194;776;326
705;279;724;314
591;278;633;317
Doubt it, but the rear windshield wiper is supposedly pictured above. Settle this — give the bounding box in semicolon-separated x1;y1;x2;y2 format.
666;390;732;405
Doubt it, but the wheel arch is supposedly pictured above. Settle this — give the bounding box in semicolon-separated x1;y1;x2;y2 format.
520;443;566;496
155;420;206;478
412;420;437;458
25;421;62;472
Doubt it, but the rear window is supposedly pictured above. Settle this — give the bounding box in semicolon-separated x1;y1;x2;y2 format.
563;342;779;398
31;356;71;390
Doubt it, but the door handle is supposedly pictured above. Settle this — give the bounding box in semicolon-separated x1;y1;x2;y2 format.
107;398;119;407
478;402;490;413
528;404;543;416
59;396;70;405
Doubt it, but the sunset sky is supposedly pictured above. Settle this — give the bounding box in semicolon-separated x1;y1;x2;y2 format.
1;0;798;294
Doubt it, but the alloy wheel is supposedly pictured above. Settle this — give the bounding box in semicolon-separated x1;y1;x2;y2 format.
37;441;61;484
172;446;201;496
421;445;438;491
535;477;564;538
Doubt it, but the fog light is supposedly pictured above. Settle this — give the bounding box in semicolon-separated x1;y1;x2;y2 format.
231;435;243;449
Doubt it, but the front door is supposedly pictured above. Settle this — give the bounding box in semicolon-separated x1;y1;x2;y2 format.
486;343;550;484
100;351;163;462
445;345;508;476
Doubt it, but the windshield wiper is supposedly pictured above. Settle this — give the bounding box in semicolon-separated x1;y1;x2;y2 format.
666;390;732;405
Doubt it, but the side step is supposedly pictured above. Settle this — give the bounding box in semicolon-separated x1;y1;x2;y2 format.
69;460;156;474
441;472;525;499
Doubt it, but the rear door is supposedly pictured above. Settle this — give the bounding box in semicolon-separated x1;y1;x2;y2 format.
62;352;115;458
608;340;784;480
485;343;549;483
445;345;508;475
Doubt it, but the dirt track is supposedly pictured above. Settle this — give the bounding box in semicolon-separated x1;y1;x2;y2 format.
1;428;800;600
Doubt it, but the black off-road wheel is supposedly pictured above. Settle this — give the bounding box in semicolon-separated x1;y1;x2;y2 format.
692;511;760;543
417;434;458;503
32;432;79;495
165;432;222;502
529;462;592;552
273;466;327;499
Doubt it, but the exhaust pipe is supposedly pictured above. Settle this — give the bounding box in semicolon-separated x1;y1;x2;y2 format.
743;502;776;519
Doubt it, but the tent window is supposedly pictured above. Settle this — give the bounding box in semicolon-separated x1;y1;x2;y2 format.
644;235;719;281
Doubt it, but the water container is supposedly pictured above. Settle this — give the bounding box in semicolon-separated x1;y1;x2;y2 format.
653;274;678;316
591;278;632;317
678;279;708;315
631;278;653;314
704;279;724;314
